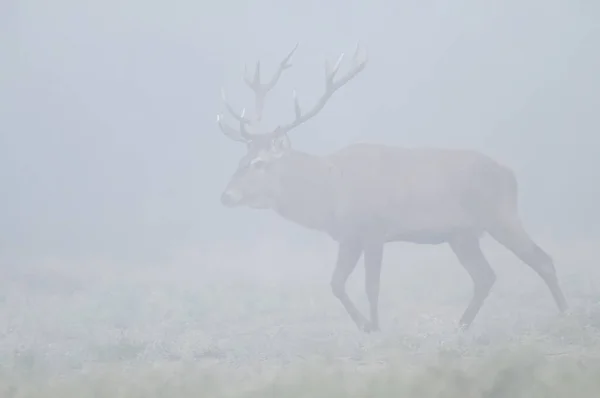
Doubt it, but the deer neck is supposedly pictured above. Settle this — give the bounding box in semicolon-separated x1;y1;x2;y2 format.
272;150;336;233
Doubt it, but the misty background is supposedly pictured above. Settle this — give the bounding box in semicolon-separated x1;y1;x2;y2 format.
2;0;599;267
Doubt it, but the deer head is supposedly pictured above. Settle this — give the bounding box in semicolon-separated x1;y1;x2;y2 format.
216;43;368;209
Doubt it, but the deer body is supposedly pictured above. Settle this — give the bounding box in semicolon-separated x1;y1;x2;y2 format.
215;44;568;332
270;144;509;244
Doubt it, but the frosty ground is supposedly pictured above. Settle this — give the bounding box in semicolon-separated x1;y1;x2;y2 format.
1;235;599;397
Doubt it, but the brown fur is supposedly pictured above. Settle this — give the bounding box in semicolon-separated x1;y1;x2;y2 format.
217;45;568;332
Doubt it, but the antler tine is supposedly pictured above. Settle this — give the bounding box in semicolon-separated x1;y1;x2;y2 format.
292;90;302;119
221;88;252;124
327;53;345;82
353;41;363;61
263;42;299;92
238;108;253;139
241;43;299;121
216;114;248;143
244;43;298;92
274;43;367;137
218;89;255;141
243;62;262;91
326;42;368;90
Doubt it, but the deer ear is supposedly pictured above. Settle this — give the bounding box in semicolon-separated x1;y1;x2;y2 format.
271;133;291;153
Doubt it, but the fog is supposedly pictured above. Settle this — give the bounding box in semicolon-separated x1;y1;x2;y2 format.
3;0;599;265
2;1;600;395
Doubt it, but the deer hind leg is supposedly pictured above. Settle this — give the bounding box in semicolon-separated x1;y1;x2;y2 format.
449;233;497;330
487;217;568;313
364;243;384;332
331;240;369;331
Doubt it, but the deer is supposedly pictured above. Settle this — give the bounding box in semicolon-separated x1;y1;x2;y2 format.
215;43;568;332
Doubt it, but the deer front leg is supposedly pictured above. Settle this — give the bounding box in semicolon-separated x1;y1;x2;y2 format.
364;243;384;332
449;234;496;330
331;240;369;331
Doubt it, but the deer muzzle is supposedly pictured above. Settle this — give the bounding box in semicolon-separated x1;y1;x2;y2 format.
220;189;242;207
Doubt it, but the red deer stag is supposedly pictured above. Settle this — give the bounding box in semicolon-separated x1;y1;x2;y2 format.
216;43;568;332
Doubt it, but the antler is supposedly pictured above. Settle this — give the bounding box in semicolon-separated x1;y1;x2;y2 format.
216;43;367;142
274;43;367;136
216;107;252;143
217;44;299;142
243;43;298;121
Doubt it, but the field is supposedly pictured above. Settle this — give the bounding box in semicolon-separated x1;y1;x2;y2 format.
1;234;600;397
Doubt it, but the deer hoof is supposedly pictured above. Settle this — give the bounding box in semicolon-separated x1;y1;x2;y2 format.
457;321;472;333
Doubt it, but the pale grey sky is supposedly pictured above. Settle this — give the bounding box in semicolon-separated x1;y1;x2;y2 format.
2;0;599;263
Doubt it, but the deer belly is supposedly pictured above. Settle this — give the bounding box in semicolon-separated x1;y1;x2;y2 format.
379;203;477;243
386;230;450;244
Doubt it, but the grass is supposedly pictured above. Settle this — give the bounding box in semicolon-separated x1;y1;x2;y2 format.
1;234;600;397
